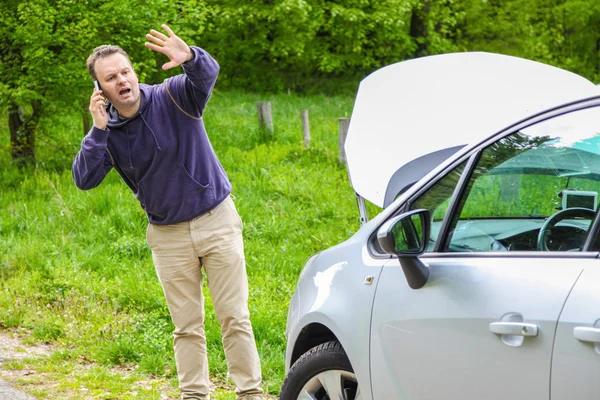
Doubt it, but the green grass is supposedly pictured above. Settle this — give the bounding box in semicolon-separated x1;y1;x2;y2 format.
0;90;375;398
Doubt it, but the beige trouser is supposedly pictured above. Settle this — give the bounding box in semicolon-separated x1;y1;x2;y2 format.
146;196;263;400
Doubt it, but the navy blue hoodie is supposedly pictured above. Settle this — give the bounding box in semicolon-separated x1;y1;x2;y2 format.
72;47;231;225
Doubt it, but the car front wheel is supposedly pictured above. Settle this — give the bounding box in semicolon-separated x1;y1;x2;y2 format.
280;340;363;400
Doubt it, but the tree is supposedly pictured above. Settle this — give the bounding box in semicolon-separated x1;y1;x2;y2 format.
203;0;418;92
453;0;600;83
3;0;600;169
410;0;430;57
0;0;209;167
0;0;102;166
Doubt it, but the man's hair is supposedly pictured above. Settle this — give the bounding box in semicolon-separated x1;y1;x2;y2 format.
87;45;132;81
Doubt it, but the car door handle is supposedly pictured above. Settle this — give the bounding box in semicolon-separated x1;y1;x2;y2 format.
574;327;600;343
489;322;538;337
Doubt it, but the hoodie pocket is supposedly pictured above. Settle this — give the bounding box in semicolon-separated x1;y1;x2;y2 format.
137;164;210;220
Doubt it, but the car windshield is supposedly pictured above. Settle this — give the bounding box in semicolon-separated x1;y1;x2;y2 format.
461;137;600;219
463;108;600;219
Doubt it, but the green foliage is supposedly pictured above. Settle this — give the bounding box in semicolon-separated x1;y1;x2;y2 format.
3;0;600;165
203;0;426;92
1;0;599;103
454;0;600;82
33;322;64;342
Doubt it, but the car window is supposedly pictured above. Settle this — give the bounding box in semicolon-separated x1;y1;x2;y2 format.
409;162;467;251
444;107;600;252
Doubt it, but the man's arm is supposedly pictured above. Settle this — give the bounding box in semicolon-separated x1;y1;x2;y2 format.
145;25;220;116
72;83;113;189
72;127;113;190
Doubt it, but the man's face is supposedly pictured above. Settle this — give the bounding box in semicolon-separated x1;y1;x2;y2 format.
94;53;140;112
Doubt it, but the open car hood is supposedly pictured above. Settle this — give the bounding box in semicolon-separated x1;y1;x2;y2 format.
344;52;599;208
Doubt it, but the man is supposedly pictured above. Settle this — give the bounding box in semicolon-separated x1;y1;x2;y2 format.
72;25;263;400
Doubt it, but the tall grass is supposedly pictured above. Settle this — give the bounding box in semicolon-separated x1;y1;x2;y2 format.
0;90;365;395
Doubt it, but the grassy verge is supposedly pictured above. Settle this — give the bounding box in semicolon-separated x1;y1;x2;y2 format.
0;90;379;398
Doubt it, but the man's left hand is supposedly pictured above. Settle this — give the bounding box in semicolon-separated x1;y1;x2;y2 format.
145;24;193;70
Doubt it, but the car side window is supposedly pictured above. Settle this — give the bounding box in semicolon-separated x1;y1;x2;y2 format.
409;162;467;251
444;108;600;252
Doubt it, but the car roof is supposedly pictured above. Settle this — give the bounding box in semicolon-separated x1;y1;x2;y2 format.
344;51;599;208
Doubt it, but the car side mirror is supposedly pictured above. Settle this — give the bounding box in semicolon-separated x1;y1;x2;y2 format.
377;209;431;289
377;209;430;255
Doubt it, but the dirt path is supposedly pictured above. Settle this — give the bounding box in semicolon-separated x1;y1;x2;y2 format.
0;329;53;363
0;329;50;399
0;329;278;399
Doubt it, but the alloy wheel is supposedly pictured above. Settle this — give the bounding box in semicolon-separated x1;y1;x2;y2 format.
297;369;363;400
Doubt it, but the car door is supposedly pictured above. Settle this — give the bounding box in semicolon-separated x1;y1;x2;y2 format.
551;264;600;399
370;255;591;400
369;105;600;400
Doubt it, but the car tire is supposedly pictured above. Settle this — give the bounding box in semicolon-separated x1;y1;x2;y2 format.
280;340;362;400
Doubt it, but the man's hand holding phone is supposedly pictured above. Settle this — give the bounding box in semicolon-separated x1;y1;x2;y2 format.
90;81;108;130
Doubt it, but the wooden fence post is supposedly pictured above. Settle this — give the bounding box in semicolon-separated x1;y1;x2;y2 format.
301;110;310;148
338;118;350;163
257;101;274;142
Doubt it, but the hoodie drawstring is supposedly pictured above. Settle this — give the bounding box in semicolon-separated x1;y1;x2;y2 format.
125;126;133;168
140;113;162;151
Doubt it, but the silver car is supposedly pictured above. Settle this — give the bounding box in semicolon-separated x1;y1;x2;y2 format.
280;52;600;400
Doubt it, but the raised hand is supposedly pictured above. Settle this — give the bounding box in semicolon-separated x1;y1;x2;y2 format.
145;24;193;70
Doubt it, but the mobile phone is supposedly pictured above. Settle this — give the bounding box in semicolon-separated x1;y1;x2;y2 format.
94;80;109;104
93;80;108;115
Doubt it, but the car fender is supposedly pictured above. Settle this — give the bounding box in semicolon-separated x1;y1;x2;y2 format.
285;237;385;400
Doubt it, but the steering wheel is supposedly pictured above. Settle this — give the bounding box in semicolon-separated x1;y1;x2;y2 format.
537;207;596;251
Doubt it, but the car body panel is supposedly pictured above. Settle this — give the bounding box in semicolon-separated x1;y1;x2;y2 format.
370;256;597;400
285;237;387;400
344;52;598;208
551;266;600;399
